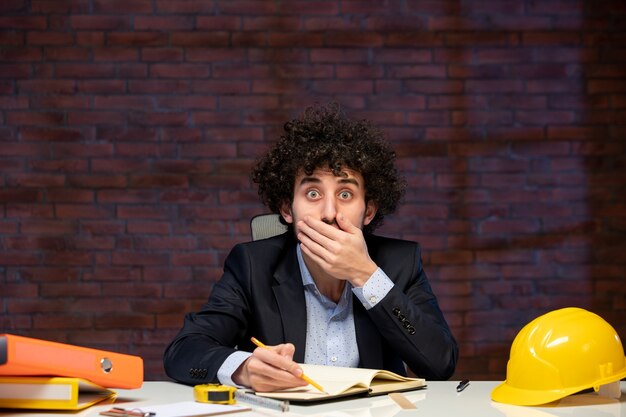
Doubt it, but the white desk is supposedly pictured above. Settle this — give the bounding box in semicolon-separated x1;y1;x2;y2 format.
2;381;624;417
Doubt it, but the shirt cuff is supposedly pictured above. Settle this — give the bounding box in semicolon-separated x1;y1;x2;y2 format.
216;350;252;387
352;267;394;310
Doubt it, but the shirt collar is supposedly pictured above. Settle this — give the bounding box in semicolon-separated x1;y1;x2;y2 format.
296;244;352;305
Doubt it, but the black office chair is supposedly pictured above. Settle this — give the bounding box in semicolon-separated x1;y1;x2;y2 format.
250;213;288;240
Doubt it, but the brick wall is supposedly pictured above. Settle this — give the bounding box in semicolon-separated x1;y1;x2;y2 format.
1;1;625;381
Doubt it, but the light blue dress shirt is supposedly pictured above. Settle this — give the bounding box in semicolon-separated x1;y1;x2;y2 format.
217;243;394;386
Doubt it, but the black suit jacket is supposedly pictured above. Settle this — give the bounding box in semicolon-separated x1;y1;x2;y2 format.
163;232;458;385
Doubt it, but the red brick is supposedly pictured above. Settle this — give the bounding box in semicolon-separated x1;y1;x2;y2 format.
163;281;214;301
55;204;113;219
481;219;541;234
386;32;444;47
34;315;94;329
55;63;116;78
78;80;126;93
75;32;105;46
527;1;585;14
589;80;626;94
70;15;130;30
129;174;189;188
446;32;518;47
0;189;42;203
93;0;152;13
155;0;214;13
66;174;126;188
128;80;191;93
452;110;513;125
92;127;157;142
170;32;230;47
0;283;39;297
150;63;210;78
310;48;368;63
466;80;525;93
116;63;147;78
93;47;138;62
141;47;184;62
0;64;30;78
143;267;192;282
0;47;43;61
134;16;194;30
39;249;91;265
159;128;204;141
128;112;187;126
116;205;174;219
31;96;89;109
67;111;127;125
0;16;47;30
79;221;123;235
269;33;325;48
388;64;446;78
109;143;174;158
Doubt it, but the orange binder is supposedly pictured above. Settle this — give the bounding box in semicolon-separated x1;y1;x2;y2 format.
0;334;143;389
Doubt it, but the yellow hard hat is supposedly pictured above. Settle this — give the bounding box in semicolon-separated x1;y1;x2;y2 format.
491;307;626;406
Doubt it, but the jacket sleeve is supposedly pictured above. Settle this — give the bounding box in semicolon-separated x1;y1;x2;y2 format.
367;240;458;380
163;244;253;385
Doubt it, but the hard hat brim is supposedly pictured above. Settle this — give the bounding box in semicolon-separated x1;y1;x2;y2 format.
491;362;626;406
490;380;585;406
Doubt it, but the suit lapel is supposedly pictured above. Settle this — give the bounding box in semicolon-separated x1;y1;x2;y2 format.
272;242;308;363
355;234;384;369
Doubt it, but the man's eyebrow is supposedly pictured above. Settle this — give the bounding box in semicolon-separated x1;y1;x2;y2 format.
298;176;360;186
299;176;321;185
338;177;359;186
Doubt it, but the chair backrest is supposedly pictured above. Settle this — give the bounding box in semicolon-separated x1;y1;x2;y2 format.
250;213;288;240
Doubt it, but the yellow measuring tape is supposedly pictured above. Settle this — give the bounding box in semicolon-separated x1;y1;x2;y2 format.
193;384;237;405
193;383;289;412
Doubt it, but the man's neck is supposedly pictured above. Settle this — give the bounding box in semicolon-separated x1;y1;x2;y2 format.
301;252;346;303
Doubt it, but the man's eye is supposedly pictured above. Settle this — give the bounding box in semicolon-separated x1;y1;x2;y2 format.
307;190;320;199
339;191;352;199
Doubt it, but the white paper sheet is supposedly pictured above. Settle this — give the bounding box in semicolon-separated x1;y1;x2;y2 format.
134;401;250;417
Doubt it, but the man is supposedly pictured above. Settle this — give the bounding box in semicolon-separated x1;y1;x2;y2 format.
163;103;458;391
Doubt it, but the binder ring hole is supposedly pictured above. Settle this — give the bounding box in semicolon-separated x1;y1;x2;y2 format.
101;357;113;373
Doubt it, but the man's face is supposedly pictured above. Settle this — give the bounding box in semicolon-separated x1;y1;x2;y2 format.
279;167;377;233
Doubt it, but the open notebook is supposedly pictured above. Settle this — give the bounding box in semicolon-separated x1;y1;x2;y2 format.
256;364;426;403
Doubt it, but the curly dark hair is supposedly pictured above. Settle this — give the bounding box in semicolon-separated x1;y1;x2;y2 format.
251;103;405;233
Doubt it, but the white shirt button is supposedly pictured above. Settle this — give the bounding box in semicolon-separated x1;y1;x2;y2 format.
331;356;337;362
369;296;377;304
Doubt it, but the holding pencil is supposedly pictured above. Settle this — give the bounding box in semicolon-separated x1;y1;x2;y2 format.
250;337;326;394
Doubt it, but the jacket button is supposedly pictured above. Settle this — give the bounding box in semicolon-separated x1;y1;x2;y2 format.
392;307;401;316
408;326;416;335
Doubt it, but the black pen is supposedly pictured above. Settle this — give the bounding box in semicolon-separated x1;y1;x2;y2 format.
456;379;470;392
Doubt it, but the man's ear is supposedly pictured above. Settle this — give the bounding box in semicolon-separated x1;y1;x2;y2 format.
279;202;294;224
363;200;378;226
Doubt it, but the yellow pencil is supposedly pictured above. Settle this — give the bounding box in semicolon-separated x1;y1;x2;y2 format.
250;337;326;394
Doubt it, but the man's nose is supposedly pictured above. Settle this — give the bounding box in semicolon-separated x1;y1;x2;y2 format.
320;196;337;224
